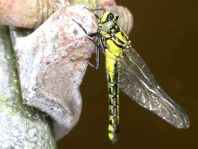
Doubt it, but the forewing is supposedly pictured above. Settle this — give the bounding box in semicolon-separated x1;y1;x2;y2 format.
120;48;190;128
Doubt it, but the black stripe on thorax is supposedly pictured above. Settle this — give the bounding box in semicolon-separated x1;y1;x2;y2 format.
109;26;127;49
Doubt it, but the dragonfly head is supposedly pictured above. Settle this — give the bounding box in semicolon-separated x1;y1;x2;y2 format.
98;11;119;32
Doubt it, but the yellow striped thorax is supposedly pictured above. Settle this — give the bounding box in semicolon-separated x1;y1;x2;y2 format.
97;11;131;50
98;11;119;36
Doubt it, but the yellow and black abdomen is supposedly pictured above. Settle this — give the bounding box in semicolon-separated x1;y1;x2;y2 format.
105;38;123;142
102;25;128;142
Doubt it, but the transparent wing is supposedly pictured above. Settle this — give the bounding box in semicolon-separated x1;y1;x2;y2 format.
120;48;190;128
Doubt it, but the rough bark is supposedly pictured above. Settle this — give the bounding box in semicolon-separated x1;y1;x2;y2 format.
0;25;56;148
10;5;97;140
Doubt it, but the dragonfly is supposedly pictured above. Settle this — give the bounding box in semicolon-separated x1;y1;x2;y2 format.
73;8;190;142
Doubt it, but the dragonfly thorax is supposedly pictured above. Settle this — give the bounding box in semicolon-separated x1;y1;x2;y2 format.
98;11;119;35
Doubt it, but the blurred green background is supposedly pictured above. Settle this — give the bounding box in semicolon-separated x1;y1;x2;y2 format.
59;0;198;148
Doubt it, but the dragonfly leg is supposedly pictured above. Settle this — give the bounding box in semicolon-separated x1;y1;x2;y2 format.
85;50;99;69
84;7;105;12
73;19;101;69
69;54;98;69
86;37;100;69
95;44;100;69
72;19;98;37
98;37;105;53
83;7;105;19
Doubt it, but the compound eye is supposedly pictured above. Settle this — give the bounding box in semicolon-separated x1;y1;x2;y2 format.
107;13;114;21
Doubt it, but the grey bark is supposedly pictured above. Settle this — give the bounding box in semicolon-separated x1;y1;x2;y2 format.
0;26;56;148
10;5;97;140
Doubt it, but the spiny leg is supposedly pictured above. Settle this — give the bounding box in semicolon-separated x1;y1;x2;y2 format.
84;7;105;11
83;7;105;19
72;19;98;37
85;37;100;69
81;35;101;69
98;37;105;53
73;19;100;69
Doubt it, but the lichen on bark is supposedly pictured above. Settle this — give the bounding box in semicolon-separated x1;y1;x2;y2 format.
0;25;56;149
